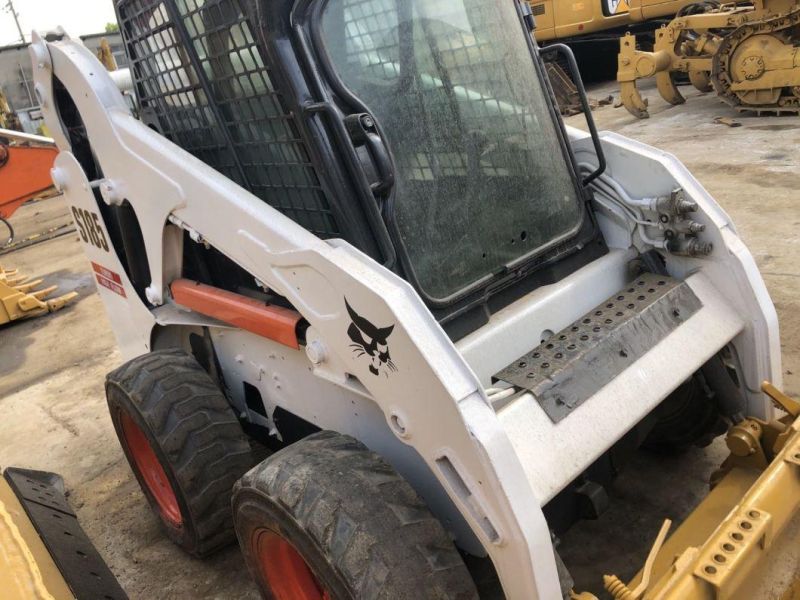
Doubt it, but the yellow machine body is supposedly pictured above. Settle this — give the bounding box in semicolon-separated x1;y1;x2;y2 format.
95;37;119;72
573;382;800;600
0;478;73;600
617;0;800;117
530;0;696;41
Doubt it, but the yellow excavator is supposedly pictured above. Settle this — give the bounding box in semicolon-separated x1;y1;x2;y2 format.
530;0;695;42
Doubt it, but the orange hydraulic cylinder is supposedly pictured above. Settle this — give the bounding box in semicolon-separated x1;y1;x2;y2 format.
170;279;302;349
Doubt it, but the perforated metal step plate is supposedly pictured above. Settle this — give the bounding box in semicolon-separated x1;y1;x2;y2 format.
494;273;702;423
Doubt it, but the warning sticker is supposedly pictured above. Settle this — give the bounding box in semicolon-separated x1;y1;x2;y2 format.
91;262;126;298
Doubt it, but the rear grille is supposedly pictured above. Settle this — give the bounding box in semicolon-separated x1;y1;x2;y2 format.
116;0;340;237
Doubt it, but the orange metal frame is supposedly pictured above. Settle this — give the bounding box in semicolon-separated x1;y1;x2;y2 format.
0;144;59;219
170;279;302;349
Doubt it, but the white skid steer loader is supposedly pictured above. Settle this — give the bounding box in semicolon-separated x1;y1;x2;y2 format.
31;0;799;598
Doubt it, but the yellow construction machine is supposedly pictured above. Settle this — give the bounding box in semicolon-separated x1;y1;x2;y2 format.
527;0;800;118
618;0;800;117
526;0;698;114
525;0;698;114
0;468;126;599
531;0;695;42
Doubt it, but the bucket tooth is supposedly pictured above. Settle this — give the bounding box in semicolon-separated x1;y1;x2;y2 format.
31;285;58;300
46;292;79;313
14;279;43;292
17;293;48;312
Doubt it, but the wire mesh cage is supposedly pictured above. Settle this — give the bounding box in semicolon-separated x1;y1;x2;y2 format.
116;0;341;237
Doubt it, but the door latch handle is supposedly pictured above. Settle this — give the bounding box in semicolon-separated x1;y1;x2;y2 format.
344;113;394;194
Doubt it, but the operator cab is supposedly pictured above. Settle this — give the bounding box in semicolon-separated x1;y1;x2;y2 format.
116;0;605;338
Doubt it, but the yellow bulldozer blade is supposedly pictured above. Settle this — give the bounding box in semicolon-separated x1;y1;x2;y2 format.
574;382;800;600
0;264;77;324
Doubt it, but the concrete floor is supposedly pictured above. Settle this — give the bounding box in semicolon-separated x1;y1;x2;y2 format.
0;81;798;599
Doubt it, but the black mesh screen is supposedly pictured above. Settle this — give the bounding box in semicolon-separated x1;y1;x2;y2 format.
117;0;340;237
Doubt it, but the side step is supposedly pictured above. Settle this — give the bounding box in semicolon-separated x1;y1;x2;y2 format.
494;272;702;423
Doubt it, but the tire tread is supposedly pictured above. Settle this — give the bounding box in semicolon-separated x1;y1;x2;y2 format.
106;348;252;556
235;432;477;599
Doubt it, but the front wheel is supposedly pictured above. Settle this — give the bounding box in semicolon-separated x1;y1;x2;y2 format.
106;349;253;556
233;431;478;600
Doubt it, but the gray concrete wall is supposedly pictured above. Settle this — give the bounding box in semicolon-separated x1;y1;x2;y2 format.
0;42;37;116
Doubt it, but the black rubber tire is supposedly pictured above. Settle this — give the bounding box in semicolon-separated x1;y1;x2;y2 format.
643;377;724;452
233;431;478;600
106;348;253;556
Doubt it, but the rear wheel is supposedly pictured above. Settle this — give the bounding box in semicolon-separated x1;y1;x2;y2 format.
233;431;478;600
644;377;724;452
106;348;253;556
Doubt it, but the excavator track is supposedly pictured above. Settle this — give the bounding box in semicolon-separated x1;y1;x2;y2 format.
711;6;800;115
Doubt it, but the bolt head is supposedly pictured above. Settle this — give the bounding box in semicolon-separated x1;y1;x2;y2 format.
50;167;65;191
100;180;122;205
305;340;327;365
144;284;163;306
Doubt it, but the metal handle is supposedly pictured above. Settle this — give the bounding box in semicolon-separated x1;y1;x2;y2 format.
344;113;394;194
540;43;607;186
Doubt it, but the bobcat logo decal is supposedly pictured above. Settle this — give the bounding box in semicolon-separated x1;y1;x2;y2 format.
345;299;397;377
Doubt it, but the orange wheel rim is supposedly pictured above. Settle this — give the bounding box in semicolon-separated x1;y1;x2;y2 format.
253;529;331;600
120;411;182;527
